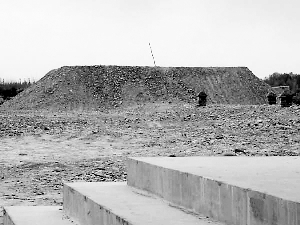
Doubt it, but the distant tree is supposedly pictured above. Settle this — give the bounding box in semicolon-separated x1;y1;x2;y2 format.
264;72;300;94
0;79;32;100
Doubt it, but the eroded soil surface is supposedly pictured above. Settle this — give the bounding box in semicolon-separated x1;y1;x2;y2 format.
1;103;300;224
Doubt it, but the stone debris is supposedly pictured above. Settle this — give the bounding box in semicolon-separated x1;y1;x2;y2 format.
0;112;90;137
1;66;271;111
1;103;300;224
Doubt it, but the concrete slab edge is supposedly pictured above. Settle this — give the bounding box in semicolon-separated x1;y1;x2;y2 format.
63;185;132;225
3;208;15;225
3;206;80;225
127;158;300;225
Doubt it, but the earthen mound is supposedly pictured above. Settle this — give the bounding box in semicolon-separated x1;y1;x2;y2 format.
1;65;271;110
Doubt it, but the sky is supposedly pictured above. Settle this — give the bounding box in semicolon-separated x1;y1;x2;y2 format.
0;0;300;82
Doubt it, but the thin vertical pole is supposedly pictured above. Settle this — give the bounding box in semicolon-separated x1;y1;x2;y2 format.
149;43;157;67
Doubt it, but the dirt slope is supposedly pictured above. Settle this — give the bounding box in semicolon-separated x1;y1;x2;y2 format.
1;65;271;110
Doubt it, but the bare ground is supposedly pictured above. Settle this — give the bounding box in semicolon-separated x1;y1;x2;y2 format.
1;102;300;224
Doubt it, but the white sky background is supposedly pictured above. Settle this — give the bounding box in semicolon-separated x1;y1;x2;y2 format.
0;0;299;81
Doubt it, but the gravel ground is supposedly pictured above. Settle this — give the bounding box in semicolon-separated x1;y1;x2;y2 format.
1;102;300;224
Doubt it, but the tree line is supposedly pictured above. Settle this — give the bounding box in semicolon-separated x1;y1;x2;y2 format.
263;72;300;94
0;80;32;103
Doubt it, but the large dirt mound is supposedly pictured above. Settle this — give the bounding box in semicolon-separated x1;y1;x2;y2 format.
2;65;271;110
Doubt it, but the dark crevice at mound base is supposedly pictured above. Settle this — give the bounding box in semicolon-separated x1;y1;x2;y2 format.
1;65;271;110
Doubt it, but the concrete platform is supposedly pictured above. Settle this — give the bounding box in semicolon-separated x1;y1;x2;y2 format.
63;182;225;225
3;206;77;225
127;156;300;225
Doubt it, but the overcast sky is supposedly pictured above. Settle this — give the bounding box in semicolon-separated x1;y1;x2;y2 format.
0;0;299;81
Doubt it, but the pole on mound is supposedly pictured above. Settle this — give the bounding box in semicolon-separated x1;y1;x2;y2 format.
149;43;157;67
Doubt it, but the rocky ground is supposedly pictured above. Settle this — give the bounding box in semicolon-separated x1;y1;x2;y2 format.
1;102;300;224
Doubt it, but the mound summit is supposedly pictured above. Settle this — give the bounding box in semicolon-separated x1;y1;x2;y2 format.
2;65;271;110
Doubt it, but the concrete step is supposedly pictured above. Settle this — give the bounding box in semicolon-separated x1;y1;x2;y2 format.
3;206;78;225
127;156;300;225
63;182;225;225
